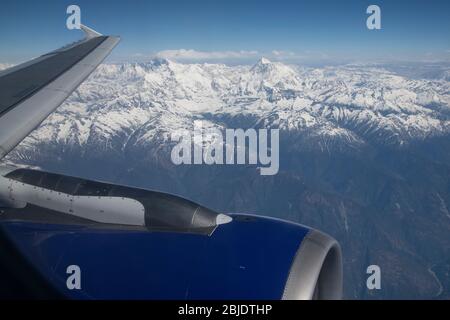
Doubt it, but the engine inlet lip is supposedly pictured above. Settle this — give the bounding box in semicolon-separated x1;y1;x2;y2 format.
282;229;343;300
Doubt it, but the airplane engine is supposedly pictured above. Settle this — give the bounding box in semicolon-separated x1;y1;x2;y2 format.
0;166;342;300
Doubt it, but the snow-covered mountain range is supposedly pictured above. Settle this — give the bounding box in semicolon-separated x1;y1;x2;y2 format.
2;58;449;153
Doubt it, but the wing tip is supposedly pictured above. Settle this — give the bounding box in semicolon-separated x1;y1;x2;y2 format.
80;24;103;39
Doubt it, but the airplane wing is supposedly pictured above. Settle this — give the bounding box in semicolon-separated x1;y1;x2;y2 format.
0;25;120;159
0;25;342;300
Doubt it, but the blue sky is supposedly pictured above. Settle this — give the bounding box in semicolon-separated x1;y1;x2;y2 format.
0;0;449;64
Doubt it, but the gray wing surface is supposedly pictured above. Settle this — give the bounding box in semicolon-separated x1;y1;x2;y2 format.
0;25;120;159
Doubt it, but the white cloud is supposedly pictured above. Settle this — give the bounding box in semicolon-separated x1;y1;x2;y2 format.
271;50;296;57
155;49;259;61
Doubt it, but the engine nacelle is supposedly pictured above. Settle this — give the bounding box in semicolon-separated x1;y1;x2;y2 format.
0;166;342;300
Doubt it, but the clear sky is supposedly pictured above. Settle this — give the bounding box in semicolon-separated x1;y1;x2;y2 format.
0;0;449;64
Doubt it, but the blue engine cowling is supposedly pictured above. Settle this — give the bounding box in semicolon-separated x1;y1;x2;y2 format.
0;167;342;300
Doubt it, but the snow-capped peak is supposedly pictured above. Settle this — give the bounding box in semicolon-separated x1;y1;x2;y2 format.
259;57;271;65
251;57;273;72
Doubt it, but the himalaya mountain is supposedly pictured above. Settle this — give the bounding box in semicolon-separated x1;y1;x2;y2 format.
1;59;450;299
